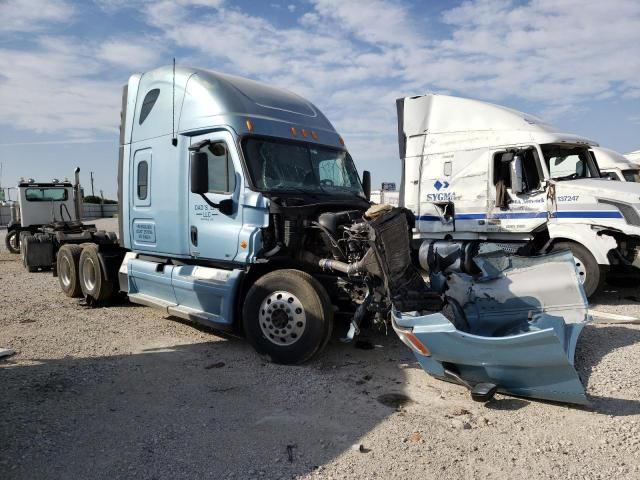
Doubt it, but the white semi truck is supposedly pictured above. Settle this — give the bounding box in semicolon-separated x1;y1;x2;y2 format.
397;94;640;296
592;146;640;182
4;171;90;256
626;150;640;163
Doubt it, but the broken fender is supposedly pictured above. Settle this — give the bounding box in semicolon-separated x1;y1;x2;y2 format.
393;250;590;405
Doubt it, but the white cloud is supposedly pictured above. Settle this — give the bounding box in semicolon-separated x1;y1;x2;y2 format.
0;37;121;133
0;0;74;33
309;0;418;47
418;0;640;106
287;4;296;13
97;39;162;69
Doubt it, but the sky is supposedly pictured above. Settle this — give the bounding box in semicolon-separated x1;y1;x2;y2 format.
0;0;639;200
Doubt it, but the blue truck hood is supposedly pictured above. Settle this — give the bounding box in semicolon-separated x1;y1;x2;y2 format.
392;250;590;405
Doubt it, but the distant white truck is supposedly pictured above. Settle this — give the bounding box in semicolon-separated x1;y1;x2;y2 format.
627;150;640;163
370;187;400;206
4;170;86;256
591;146;640;182
396;94;640;296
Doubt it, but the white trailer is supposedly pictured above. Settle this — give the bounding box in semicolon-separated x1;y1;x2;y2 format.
397;94;640;296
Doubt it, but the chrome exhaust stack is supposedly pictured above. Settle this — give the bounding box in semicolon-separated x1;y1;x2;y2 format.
74;167;82;222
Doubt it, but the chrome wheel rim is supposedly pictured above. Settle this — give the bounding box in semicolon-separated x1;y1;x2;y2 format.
259;291;306;346
82;257;97;292
573;255;587;284
9;232;19;252
59;255;73;288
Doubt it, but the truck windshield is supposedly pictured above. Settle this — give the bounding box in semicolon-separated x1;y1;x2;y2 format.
25;187;68;201
541;145;600;181
242;137;365;197
623;169;640;182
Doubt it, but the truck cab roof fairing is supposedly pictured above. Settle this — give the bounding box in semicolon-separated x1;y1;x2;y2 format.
127;66;343;149
397;94;598;157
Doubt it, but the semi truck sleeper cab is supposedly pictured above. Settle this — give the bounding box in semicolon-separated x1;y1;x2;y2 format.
21;65;406;365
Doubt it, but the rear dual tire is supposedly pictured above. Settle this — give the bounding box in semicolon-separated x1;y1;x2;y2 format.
78;244;114;302
57;244;83;297
56;243;114;302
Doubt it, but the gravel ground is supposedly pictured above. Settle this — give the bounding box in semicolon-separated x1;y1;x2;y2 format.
1;221;640;479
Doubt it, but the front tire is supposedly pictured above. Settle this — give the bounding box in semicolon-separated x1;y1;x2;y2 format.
57;244;83;298
552;241;602;297
5;230;20;254
242;269;333;364
78;244;114;302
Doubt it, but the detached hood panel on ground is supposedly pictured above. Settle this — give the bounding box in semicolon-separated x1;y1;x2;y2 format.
393;250;590;405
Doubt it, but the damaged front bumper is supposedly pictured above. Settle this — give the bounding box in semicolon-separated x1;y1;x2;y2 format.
392;250;590;405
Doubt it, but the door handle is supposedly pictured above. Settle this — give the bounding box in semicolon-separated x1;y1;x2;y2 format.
190;226;198;246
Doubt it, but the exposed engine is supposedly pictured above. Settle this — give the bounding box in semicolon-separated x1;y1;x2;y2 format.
260;201;443;340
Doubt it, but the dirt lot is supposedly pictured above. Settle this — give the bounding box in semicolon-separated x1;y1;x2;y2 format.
1;221;640;479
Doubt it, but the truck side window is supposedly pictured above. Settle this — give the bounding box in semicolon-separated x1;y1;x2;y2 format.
139;89;160;125
137;161;148;200
206;142;236;193
493;148;541;196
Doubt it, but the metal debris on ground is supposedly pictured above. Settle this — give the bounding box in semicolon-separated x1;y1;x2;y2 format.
0;347;15;359
286;444;296;463
590;310;640;324
204;362;226;369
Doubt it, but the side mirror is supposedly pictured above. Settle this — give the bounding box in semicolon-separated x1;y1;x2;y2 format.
510;155;524;194
362;170;371;201
190;152;209;194
218;198;234;216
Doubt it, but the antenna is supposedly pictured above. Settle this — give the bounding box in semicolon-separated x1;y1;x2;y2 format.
172;58;177;147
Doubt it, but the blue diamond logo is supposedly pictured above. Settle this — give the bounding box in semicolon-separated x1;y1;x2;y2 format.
434;180;443;190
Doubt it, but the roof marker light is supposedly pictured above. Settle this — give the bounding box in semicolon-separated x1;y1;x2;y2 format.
246;119;254;131
311;131;318;140
290;127;298;136
301;128;308;138
339;136;345;146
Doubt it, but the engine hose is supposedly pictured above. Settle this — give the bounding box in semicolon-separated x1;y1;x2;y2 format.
316;256;366;276
263;243;282;258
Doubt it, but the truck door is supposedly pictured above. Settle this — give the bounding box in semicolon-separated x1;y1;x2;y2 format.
489;147;549;232
416;153;456;234
188;131;242;263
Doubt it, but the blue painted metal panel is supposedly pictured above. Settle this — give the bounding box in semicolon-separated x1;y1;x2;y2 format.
171;265;244;326
394;311;588;405
128;134;190;257
188;131;245;262
128;258;176;304
392;250;590;405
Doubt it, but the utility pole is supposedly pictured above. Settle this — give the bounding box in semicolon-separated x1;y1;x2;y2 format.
100;189;105;218
90;171;95;197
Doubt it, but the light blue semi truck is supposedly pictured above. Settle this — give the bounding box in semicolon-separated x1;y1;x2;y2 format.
22;66;419;364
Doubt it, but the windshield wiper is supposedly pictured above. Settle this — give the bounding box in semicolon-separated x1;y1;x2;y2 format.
552;173;581;181
270;186;321;194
